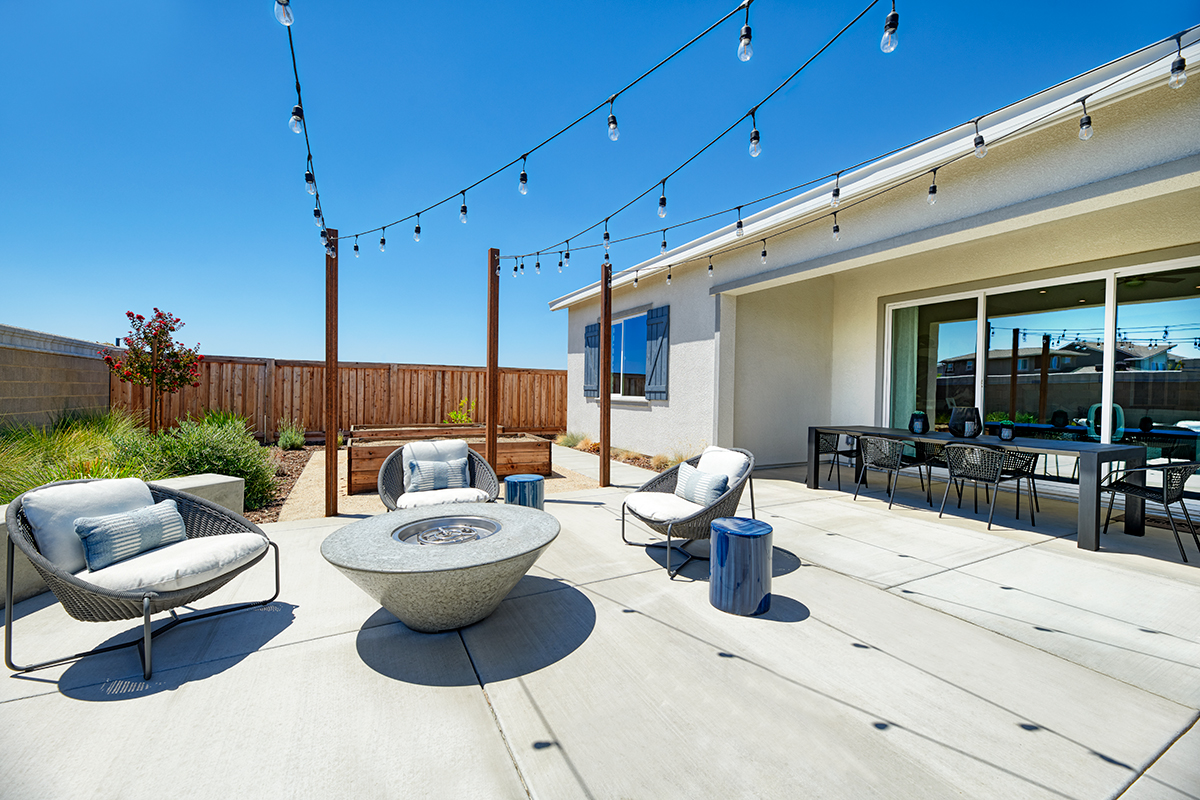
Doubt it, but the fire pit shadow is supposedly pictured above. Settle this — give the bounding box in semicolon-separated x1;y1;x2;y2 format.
355;575;596;686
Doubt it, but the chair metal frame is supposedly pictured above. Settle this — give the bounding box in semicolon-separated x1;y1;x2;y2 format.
852;436;932;509
5;480;280;681
1101;461;1200;562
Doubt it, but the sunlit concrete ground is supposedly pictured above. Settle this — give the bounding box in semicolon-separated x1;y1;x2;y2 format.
2;445;1198;798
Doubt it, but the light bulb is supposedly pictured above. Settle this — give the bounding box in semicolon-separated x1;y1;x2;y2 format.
1169;56;1187;89
460;203;468;223
761;244;767;264
927;183;937;205
603;231;610;251
558;257;563;273
564;250;570;268
880;9;899;53
735;219;744;237
513;263;518;277
607;113;619;141
353;241;360;258
708;260;713;278
320;229;327;242
535;259;540;274
305;170;316;195
666;268;671;285
738;25;753;61
326;243;336;258
413;224;421;242
832;223;840;241
661;236;667;254
749;128;761;157
658;194;667;218
274;0;293;26
633;272;639;288
313;207;323;226
519;170;528;195
379;234;386;253
1078;115;1093;141
974;134;987;158
495;264;501;276
290;105;303;134
520;260;525;275
831;187;840;208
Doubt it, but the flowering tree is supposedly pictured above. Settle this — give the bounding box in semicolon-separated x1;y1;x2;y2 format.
100;309;203;433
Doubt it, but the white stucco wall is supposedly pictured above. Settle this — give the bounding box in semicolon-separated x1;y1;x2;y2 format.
559;68;1200;462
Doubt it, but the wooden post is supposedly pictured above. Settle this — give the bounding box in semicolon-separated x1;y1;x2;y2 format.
599;258;612;487
1037;334;1051;423
325;229;339;517
264;359;276;442
1009;327;1019;423
486;248;500;469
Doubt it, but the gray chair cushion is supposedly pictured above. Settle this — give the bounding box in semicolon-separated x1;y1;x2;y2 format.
83;532;269;594
21;478;155;574
402;440;470;492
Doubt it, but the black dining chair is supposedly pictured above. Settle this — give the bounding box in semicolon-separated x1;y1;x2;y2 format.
853;436;931;509
939;443;1036;529
1101;461;1200;562
818;432;865;491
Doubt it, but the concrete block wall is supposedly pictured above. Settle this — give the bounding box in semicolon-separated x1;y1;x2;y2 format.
0;324;110;428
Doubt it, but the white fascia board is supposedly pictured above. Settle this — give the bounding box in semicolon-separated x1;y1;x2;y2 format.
548;30;1197;313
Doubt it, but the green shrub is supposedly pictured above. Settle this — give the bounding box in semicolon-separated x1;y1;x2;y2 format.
555;431;584;448
155;418;277;510
443;398;476;424
200;409;252;430
277;418;306;450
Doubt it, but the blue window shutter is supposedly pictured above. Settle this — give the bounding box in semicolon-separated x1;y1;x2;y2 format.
584;323;600;398
645;306;669;400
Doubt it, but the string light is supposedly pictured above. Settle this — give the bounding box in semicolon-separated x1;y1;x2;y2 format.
535;253;541;274
413;214;421;242
1078;98;1093;140
661;231;668;254
379;227;386;252
313;207;323;227
973;119;987;158
513;262;518;277
738;3;753;62
667;265;672;285
305;169;316;195
289;105;303;135
633;270;639;288
735;206;744;237
607;98;620;141
832;212;840;241
558;253;563;273
880;1;899;53
353;235;359;257
1170;35;1188;89
519;156;528;195
603;220;610;251
459;191;468;224
658;182;667;218
495;261;501;276
708;256;714;279
520;258;525;275
927;169;938;205
749;112;761;158
320;229;327;243
831;173;841;208
274;0;293;26
761;241;767;264
565;242;571;269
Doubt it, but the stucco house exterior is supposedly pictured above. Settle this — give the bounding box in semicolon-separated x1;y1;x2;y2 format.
550;32;1200;466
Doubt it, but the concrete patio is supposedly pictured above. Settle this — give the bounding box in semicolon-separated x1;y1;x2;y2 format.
3;445;1198;798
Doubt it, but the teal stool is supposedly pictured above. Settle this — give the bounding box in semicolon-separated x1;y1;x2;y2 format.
504;474;545;510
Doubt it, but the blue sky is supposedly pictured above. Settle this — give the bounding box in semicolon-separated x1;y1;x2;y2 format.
3;1;1195;369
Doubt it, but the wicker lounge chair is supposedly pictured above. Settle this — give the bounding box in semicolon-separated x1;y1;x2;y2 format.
5;479;279;681
377;440;500;511
621;446;756;578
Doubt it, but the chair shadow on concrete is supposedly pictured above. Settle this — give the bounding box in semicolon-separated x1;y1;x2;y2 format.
643;544;804;583
356;575;596;686
55;601;297;701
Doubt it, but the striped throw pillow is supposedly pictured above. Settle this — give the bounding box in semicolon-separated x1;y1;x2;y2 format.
73;499;188;571
408;457;470;492
674;461;729;506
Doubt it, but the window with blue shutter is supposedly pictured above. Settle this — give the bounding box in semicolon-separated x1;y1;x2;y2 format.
645;305;669;400
583;323;600;397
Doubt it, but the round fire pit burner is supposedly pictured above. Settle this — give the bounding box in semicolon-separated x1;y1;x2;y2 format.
393;516;501;546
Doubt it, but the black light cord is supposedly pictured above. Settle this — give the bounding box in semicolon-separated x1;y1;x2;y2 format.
331;0;756;241
287;26;324;222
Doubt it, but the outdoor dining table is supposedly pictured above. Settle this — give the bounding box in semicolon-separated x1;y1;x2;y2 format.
807;425;1146;551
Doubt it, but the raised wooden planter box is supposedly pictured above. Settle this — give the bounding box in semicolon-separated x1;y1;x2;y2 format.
347;433;552;495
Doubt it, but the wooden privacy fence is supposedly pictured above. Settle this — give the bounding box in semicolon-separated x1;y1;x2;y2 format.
110;356;566;441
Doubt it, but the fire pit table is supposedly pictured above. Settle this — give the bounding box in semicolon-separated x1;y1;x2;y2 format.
320;503;559;632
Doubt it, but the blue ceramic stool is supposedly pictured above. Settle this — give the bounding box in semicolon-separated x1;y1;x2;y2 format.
504;474;545;510
709;517;773;616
